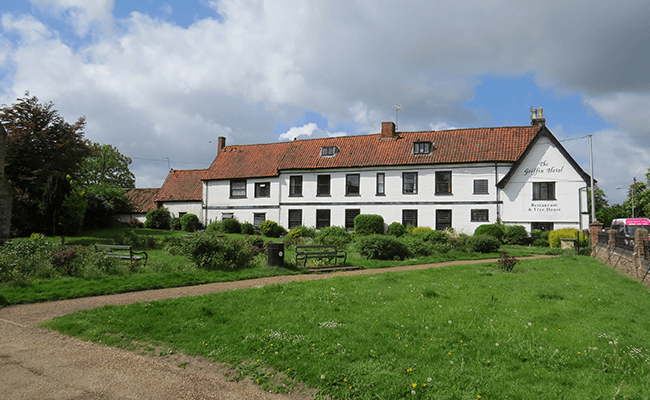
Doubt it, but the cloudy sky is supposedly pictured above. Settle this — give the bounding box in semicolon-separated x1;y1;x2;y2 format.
1;0;649;204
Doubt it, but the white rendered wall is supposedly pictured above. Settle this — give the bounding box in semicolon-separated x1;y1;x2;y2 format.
161;201;204;224
203;179;281;225
500;136;589;231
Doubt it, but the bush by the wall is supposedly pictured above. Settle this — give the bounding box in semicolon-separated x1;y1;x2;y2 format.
410;226;433;234
531;229;550;242
355;234;409;260
532;238;550;247
117;230;155;250
474;223;506;241
287;225;317;240
316;226;351;248
221;218;241;234
415;229;448;244
205;220;223;234
170;217;182;231
467;234;502;253
259;220;286;238
354;214;385;236
503;225;529;245
241;222;257;235
548;228;587;248
387;222;407;237
182;234;259;270
144;208;171;230
180;213;200;232
398;234;434;257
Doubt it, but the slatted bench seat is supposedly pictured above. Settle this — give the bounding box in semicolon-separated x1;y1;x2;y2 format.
295;245;347;269
95;244;148;267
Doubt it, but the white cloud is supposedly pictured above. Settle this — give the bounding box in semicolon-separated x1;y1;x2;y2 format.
2;0;650;188
278;123;346;141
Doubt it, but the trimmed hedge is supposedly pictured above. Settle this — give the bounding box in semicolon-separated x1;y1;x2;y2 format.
387;222;407;237
259;220;286;238
473;223;505;241
180;213;200;232
467;234;501;253
354;214;385;236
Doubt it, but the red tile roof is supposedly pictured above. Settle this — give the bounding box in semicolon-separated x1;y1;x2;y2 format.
156;169;205;202
123;188;159;213
203;126;542;180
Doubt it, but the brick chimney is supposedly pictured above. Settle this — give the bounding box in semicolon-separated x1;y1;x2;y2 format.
217;136;226;154
381;121;396;139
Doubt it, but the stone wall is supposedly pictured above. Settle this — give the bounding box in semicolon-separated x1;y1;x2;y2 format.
592;226;650;283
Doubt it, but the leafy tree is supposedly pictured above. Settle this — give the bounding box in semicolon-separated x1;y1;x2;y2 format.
78;142;135;228
1;94;91;236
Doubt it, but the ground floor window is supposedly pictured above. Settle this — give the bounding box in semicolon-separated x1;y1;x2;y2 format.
253;213;266;227
345;209;360;230
316;209;331;228
471;209;489;222
288;209;302;229
436;210;452;230
402;209;418;227
222;212;234;220
531;222;554;231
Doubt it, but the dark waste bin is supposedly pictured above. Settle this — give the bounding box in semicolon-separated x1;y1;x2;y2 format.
267;242;284;267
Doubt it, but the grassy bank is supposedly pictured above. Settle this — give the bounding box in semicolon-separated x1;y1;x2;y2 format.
45;256;650;399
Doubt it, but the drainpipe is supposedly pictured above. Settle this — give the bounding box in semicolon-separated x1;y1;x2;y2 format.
578;186;587;231
495;163;500;222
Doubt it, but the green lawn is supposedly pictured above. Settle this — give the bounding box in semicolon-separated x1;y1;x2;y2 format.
45;256;650;399
0;227;557;306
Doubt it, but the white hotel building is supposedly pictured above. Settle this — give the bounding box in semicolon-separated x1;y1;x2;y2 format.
200;117;591;234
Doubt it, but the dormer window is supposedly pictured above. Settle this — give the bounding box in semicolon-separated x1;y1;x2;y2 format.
413;141;433;155
320;146;338;157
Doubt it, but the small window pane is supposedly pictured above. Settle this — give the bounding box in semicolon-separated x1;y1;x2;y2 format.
376;173;385;195
316;209;331;228
403;172;417;194
317;175;330;196
413;142;432;154
230;180;246;198
346;174;360;195
253;213;266;227
436;209;452;230
473;179;488;194
402;210;418;227
471;209;489;222
321;146;338;157
255;182;270;197
345;209;360;230
533;182;555;200
436;171;451;194
288;209;302;229
290;176;303;196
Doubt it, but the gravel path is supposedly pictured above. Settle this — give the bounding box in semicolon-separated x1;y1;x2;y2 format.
0;256;554;399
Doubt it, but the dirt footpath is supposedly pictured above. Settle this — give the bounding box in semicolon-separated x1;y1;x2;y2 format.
0;256;554;399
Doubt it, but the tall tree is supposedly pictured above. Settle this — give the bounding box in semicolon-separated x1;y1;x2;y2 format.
78;142;135;228
0;93;91;236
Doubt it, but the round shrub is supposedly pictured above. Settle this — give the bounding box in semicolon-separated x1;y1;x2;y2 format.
388;222;407;237
170;217;181;231
221;218;241;234
355;234;409;260
467;234;502;253
316;226;351;248
474;223;506;241
503;225;529;245
180;213;200;232
287;225;317;239
144;208;171;230
399;234;434;257
182;234;258;270
259;220;287;238
205;220;223;234
416;229;448;244
354;214;385;236
241;222;257;235
532;238;549;247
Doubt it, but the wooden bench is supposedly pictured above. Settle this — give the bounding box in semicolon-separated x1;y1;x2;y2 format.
95;244;148;267
295;245;347;269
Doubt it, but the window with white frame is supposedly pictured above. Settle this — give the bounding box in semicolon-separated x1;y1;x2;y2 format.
316;209;331;228
345;209;360;229
402;209;418;227
288;209;302;229
289;176;303;197
230;179;246;198
346;174;360;195
403;172;417;194
436;209;452;230
435;171;452;195
255;182;270;197
253;213;266;227
317;175;330;196
320;146;338;157
471;209;489;222
533;182;555;200
376;173;385;195
413;141;433;155
473;179;488;195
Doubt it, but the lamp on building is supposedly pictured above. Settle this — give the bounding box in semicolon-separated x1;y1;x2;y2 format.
616;177;636;218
